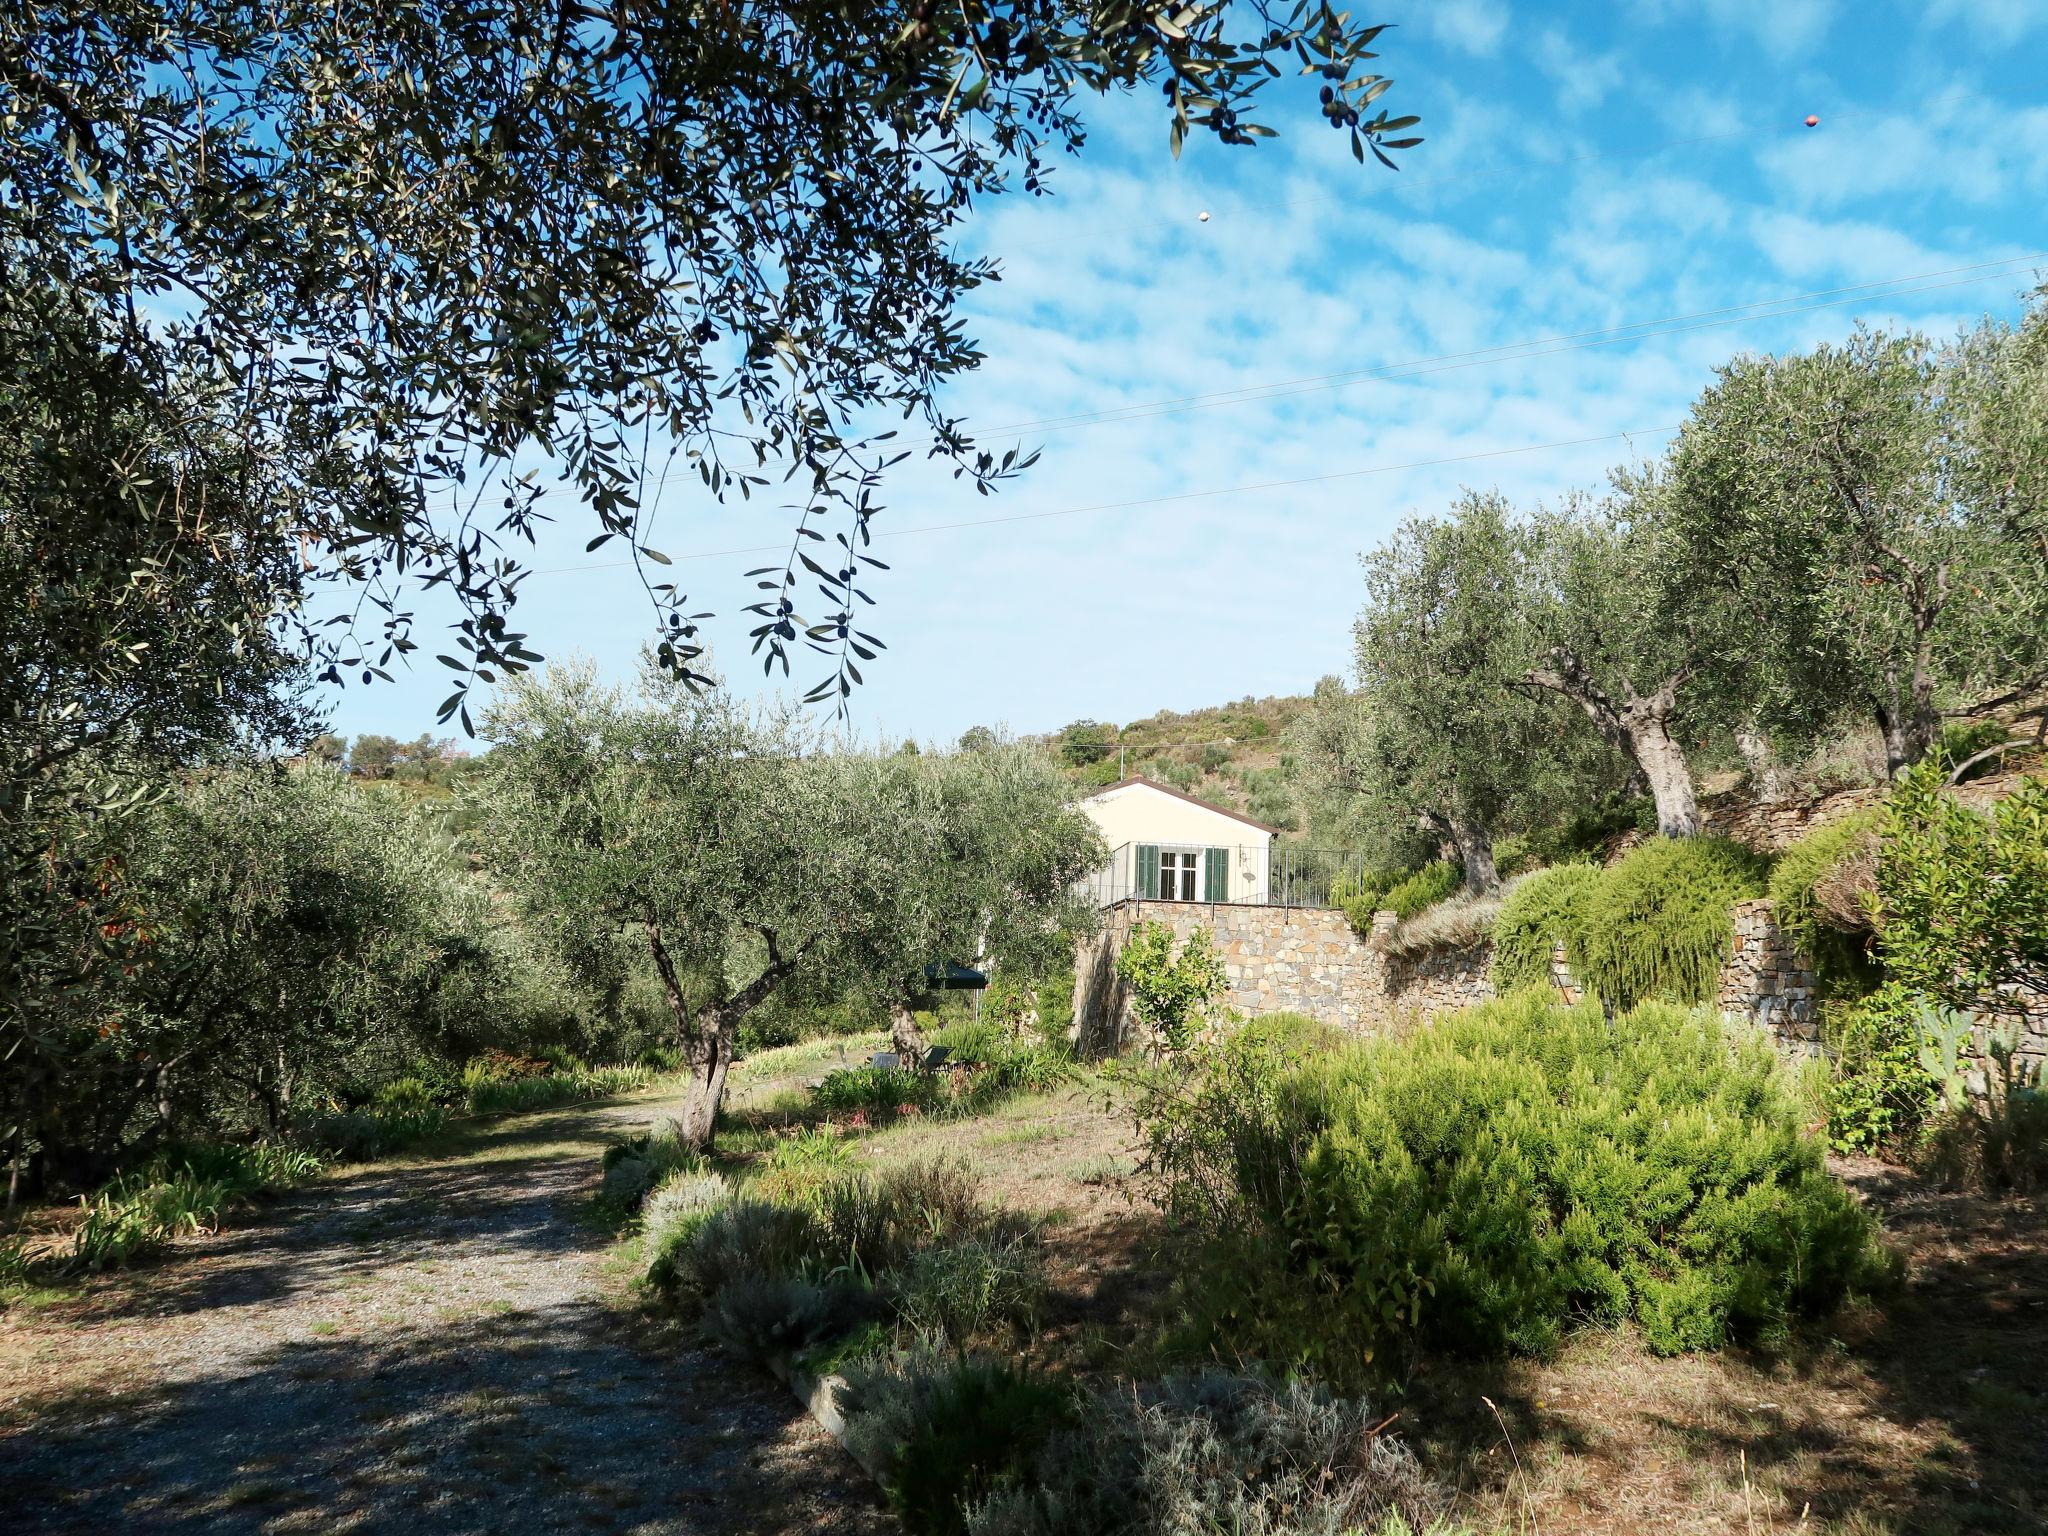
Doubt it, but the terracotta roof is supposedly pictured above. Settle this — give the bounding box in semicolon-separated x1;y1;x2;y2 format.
1079;776;1281;836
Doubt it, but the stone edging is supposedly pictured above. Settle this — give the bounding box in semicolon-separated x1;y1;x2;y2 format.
764;1354;889;1484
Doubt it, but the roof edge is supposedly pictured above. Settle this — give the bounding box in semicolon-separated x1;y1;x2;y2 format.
1079;776;1281;837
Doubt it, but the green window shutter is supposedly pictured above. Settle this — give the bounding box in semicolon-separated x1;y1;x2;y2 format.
1136;844;1160;900
1205;847;1230;903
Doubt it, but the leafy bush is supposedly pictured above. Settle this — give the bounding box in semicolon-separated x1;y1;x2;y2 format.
1489;862;1599;992
1916;1023;2048;1193
840;1350;1076;1536
641;1171;733;1291
967;1368;1450;1536
1769;811;1882;996
69;1141;325;1270
813;1065;951;1119
301;1103;449;1161
651;1196;822;1303
1823;984;1945;1154
1148;995;1885;1385
1115;921;1226;1052
895;1234;1047;1350
1877;764;2048;1019
1382;860;1461;921
1941;718;2015;781
704;1273;872;1363
1576;836;1768;1010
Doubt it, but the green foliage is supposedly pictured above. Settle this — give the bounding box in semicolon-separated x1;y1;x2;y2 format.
462;1062;651;1116
703;1273;872;1365
1876;763;2048;1018
1383;860;1461;920
300;1104;450;1162
1941;719;2015;781
1769;811;1883;996
69;1142;324;1270
639;1172;734;1292
1915;1024;2048;1194
1115;922;1227;1052
1143;995;1884;1386
1576;836;1768;1011
1489;862;1599;992
966;1368;1450;1536
894;1235;1047;1351
1822;984;1946;1153
840;1350;1076;1536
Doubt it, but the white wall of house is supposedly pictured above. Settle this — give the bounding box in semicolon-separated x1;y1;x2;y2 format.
1079;779;1273;903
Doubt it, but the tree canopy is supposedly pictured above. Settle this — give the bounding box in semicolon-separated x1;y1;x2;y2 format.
3;0;1420;718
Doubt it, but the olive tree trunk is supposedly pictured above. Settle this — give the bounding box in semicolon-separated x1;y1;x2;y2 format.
644;915;799;1152
1526;647;1700;838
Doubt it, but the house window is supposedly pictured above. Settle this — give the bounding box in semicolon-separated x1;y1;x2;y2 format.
1160;850;1200;901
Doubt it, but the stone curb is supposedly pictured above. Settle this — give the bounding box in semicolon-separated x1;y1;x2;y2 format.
764;1354;891;1484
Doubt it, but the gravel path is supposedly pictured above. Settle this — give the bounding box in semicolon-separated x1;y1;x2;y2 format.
0;1091;888;1534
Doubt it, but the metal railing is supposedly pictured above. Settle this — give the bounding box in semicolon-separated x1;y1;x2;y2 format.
1081;842;1377;911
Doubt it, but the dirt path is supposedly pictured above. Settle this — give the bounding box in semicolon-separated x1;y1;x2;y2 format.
0;1089;888;1535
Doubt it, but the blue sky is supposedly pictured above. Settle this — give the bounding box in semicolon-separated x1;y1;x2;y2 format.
320;0;2048;751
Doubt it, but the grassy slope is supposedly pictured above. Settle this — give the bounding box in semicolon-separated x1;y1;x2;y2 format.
1034;693;1315;828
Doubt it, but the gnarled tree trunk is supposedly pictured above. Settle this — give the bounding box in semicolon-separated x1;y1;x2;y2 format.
1736;720;1785;805
1527;647;1700;838
889;999;928;1063
1448;816;1498;895
645;914;800;1151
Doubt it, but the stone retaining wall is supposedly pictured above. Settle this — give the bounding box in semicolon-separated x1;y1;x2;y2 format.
1074;895;1830;1060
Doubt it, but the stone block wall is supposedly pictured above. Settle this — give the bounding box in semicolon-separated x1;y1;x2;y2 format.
1075;895;1837;1061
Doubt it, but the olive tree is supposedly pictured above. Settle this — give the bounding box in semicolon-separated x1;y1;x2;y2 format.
1344;493;1614;892
6;766;506;1190
475;666;1099;1147
4;1;1424;718
1514;491;1745;839
1662;309;2048;776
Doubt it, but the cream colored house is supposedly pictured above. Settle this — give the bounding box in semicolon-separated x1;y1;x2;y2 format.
1078;777;1276;905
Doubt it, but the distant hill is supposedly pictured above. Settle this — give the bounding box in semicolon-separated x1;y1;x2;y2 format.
1032;694;1315;832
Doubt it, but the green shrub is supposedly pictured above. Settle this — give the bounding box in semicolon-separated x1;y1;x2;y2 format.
1769;811;1883;996
1151;994;1885;1385
641;1171;733;1291
1576;836;1767;1011
1115;921;1227;1052
812;1065;951;1119
464;1062;651;1115
895;1234;1047;1350
840;1350;1076;1536
812;1159;994;1277
1823;983;1945;1154
1489;862;1599;992
750;1127;859;1206
966;1368;1449;1536
301;1104;449;1161
704;1273;871;1362
68;1142;325;1270
1382;860;1461;921
653;1196;822;1304
1941;718;2014;781
1876;764;2048;1020
1916;1023;2048;1193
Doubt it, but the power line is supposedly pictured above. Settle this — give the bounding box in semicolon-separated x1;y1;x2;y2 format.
534;424;1679;573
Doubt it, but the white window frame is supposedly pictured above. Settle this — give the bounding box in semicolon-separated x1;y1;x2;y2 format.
1158;847;1201;901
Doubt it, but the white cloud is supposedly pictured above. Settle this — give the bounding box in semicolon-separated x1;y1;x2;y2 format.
1924;0;2047;43
1426;0;1510;57
1534;29;1629;116
1635;0;1839;57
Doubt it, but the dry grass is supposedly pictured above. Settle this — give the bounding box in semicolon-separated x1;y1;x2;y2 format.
1374;883;1511;959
